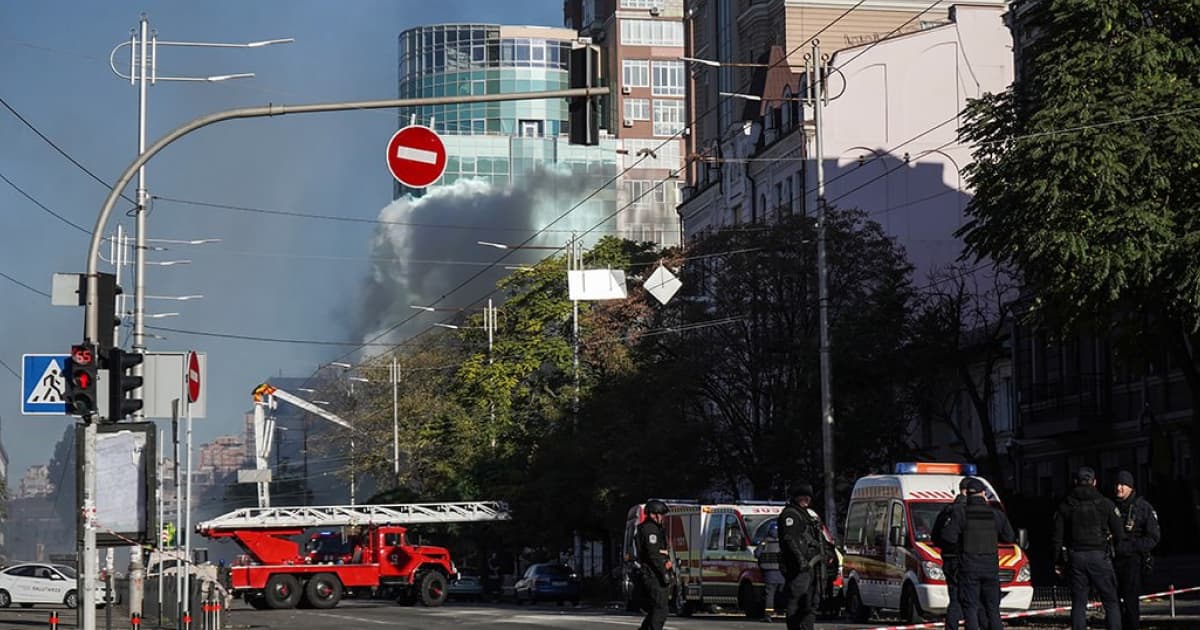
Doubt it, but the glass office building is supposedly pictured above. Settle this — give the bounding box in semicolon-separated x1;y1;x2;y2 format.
395;23;620;220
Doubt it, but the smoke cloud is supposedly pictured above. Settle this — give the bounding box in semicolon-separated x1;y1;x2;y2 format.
354;168;613;348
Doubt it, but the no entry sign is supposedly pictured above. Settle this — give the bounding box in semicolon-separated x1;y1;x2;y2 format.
187;350;201;404
386;124;447;189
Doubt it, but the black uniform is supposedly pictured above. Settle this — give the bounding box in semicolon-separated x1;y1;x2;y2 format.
1114;493;1161;630
1053;484;1124;630
941;493;1016;630
777;503;824;630
932;494;967;630
635;517;670;630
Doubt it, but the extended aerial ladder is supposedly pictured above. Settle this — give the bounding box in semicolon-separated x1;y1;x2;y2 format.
250;383;354;508
196;501;511;533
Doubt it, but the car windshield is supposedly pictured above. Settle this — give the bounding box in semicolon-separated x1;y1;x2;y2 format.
909;502;945;541
743;514;777;543
54;565;76;579
537;565;572;577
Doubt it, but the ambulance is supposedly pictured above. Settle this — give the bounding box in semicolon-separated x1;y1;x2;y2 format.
841;463;1033;624
622;500;783;617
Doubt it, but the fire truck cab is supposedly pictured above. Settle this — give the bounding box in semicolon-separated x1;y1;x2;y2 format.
841;463;1033;624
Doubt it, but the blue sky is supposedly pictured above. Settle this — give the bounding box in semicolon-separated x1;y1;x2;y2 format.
0;1;564;490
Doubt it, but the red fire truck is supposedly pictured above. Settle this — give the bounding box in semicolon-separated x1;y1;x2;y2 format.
196;501;509;610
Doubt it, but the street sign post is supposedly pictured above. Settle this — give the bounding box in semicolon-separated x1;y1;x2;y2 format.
386;124;447;189
22;354;69;415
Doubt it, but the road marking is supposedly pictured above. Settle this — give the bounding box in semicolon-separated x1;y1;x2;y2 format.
308;611;399;626
395;145;438;164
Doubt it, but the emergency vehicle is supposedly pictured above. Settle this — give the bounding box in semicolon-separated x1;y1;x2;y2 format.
624;500;812;617
841;463;1033;624
196;501;508;610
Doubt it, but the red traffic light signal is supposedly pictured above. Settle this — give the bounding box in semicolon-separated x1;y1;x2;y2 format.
66;343;99;417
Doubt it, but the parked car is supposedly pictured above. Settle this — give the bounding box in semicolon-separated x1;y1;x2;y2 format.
448;568;484;601
514;563;580;605
0;563;106;609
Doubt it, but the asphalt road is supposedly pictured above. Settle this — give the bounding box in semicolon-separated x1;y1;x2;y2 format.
2;598;1198;629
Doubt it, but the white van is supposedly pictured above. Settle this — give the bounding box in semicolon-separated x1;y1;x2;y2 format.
841;463;1033;624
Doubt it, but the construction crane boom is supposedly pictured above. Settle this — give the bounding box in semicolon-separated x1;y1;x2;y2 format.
197;501;510;532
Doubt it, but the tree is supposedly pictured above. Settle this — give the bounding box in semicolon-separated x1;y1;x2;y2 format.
907;265;1018;487
957;0;1200;494
663;211;917;502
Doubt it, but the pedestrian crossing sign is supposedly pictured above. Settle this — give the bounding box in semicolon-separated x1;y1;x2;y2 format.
22;354;69;415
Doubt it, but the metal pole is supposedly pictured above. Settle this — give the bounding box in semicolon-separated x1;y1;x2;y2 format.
392;355;399;485
157;428;164;625
80;422;98;629
84;87;611;343
812;40;838;539
183;396;194;627
133;14;148;412
173;399;182;627
571;235;580;418
349;436;356;505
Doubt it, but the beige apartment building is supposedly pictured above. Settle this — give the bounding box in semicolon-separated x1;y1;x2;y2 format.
565;0;687;246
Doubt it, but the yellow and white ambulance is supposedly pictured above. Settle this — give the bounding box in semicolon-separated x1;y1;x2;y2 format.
841;462;1033;624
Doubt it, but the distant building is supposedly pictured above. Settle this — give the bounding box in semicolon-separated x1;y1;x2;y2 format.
199;436;245;477
17;464;54;499
565;0;688;245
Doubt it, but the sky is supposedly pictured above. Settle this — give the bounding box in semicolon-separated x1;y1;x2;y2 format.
0;0;567;492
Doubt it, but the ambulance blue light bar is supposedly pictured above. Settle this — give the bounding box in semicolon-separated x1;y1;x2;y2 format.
894;462;977;475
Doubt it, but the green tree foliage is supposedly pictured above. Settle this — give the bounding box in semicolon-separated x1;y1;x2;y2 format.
957;0;1200;488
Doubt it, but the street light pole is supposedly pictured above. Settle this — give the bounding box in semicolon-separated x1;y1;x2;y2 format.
391;354;399;487
809;41;838;539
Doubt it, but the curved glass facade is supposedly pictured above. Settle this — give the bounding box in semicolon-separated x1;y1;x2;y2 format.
398;24;572;138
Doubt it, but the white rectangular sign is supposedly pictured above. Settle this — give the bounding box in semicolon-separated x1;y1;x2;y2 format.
143;352;206;419
568;269;628;301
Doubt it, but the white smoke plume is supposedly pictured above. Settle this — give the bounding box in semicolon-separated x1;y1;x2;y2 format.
354;169;613;349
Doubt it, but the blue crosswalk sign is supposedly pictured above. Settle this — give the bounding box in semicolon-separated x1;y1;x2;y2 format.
22;354;69;415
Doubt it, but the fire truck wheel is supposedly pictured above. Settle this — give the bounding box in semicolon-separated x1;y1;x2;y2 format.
303;573;343;609
416;570;448;607
737;581;764;619
900;583;924;624
264;574;302;609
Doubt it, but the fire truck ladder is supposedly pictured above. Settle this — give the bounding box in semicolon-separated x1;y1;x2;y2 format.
196;501;510;532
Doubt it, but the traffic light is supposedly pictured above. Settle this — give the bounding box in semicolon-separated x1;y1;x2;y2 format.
106;348;144;422
568;42;600;146
66;343;99;417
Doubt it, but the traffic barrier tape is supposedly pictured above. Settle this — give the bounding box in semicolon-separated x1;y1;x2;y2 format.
861;584;1200;630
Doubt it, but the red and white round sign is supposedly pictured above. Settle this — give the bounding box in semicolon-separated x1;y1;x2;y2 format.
386;125;447;189
187;351;201;404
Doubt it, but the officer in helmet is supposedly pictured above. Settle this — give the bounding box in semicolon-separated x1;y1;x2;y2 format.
778;482;826;630
756;520;785;622
636;499;673;630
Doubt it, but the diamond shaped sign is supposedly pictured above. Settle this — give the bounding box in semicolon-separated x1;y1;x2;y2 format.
645;264;682;305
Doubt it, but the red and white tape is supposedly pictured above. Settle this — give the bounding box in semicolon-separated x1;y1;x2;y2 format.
862;585;1200;630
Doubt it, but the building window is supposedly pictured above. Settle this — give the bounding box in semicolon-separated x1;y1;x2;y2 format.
624;98;650;121
775;182;783;219
621;0;664;8
620;19;684;46
783;177;793;216
652;99;684;136
519;120;543;137
652;61;685;96
622;60;650;87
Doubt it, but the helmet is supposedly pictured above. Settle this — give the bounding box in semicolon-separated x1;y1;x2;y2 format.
788;482;814;498
644;500;669;515
767;521;779;538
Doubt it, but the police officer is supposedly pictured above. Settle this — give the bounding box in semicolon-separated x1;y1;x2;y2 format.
636;500;673;630
931;478;971;630
1053;466;1124;630
941;477;1016;630
756;520;785;622
778;483;826;630
1113;470;1161;630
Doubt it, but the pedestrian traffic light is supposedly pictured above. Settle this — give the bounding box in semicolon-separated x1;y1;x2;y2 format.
568;42;600;146
106;348;144;422
66;343;98;417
